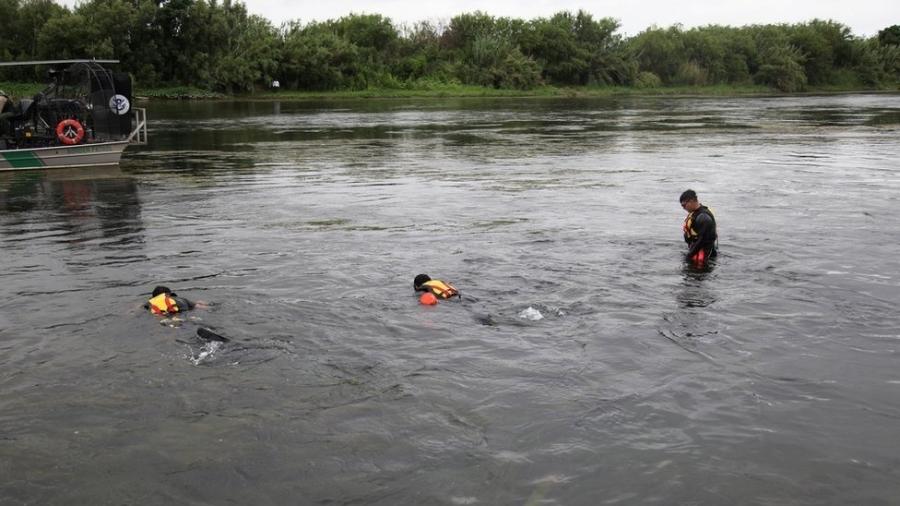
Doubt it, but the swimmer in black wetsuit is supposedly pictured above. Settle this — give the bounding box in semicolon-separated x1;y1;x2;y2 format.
680;189;717;264
143;285;226;341
145;285;196;315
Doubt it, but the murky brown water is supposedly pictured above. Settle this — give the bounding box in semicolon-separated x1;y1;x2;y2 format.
2;94;899;505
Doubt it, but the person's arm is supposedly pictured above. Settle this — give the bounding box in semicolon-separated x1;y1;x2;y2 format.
686;214;713;259
173;296;195;311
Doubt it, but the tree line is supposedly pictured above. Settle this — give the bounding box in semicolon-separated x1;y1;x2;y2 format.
1;0;898;93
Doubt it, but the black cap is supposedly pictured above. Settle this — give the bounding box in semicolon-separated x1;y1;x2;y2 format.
151;285;172;297
413;274;431;291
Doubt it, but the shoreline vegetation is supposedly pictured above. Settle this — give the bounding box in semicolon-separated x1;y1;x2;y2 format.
1;2;898;98
157;83;898;100
2;82;897;101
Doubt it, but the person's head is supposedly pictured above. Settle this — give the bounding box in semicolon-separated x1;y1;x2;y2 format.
151;285;173;297
413;274;431;291
679;189;700;212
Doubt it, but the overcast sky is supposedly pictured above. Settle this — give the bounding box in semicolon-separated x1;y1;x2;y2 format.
53;0;896;37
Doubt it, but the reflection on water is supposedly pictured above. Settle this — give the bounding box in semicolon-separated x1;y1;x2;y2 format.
677;266;717;308
2;94;900;505
1;166;141;231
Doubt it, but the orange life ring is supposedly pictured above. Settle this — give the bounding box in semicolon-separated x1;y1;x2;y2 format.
56;119;85;145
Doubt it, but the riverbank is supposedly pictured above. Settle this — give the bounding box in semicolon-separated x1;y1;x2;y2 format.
247;84;777;100
2;81;897;101
145;83;899;100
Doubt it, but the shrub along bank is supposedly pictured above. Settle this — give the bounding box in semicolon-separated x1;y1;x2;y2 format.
1;2;897;95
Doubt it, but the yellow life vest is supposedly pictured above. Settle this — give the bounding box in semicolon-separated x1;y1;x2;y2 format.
422;279;460;299
683;206;715;242
148;293;179;315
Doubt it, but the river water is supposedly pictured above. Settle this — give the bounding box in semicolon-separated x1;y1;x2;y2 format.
2;94;899;505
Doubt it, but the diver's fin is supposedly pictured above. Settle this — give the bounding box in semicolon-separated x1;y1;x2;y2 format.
197;327;230;342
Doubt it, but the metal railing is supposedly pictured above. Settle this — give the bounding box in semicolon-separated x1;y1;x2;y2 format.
127;107;148;144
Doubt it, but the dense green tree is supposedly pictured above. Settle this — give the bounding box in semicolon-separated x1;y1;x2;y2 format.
36;12;99;60
877;25;900;47
211;14;280;92
629;26;687;84
456;33;541;88
155;0;195;84
0;0;66;80
332;14;397;58
520;13;589;84
125;0;165;84
443;11;540;88
0;0;21;62
788;20;853;85
394;21;451;83
0;1;894;93
444;11;523;53
280;22;362;90
517;11;627;85
328;14;400;88
75;0;138;61
721;28;756;83
755;43;808;91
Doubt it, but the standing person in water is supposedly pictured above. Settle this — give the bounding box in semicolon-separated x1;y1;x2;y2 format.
414;274;460;305
680;189;717;265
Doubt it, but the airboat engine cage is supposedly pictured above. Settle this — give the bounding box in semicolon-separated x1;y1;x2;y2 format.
0;59;147;170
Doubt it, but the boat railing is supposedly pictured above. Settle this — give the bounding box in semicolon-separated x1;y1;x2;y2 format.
127;107;148;144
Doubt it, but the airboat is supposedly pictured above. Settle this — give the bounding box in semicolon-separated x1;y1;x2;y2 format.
0;59;147;171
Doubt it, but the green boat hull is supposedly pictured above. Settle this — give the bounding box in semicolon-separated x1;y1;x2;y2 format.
0;141;130;171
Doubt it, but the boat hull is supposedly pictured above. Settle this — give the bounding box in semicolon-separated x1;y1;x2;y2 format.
0;141;130;171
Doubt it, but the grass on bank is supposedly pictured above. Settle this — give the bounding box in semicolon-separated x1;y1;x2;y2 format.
1;81;897;101
248;83;780;100
0;82;226;99
0;81;44;97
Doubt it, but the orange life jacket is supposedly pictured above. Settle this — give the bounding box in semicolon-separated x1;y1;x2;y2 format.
148;293;180;315
422;279;460;299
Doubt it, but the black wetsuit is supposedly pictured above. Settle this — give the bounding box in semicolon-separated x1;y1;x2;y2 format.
685;206;717;261
171;296;195;311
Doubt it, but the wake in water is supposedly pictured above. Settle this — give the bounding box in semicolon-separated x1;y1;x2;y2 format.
174;328;231;365
186;339;224;365
517;303;566;321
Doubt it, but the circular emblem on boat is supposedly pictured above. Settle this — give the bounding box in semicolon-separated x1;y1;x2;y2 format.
109;94;130;115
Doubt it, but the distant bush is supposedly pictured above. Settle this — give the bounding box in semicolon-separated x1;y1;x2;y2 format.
755;44;808;92
634;71;662;88
675;61;709;85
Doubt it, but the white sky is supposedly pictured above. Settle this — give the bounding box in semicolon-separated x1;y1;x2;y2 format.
56;0;896;37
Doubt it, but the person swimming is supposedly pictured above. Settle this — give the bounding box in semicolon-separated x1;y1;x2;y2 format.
145;285;196;315
144;286;227;342
414;274;460;304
